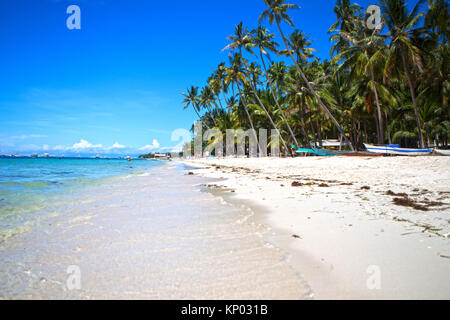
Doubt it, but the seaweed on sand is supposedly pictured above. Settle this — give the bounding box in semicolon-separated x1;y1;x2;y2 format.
392;197;429;211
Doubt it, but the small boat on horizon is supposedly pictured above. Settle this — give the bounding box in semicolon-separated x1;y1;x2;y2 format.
364;144;433;156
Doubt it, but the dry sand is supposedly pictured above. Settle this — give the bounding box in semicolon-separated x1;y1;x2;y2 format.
181;156;450;299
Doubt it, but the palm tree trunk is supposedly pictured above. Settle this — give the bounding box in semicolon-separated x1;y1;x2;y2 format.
193;105;202;121
206;106;218;127
385;113;392;144
236;85;263;156
275;17;355;151
363;120;368;143
316;121;323;147
306;101;317;147
216;94;224;111
259;50;300;148
298;101;310;146
240;59;290;156
400;48;425;148
370;67;384;145
247;85;290;155
374;112;380;144
222;91;232;114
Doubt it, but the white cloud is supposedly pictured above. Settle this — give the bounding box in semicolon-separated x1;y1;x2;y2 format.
1;138;174;156
10;134;47;140
110;142;126;149
139;139;160;152
71;139;103;150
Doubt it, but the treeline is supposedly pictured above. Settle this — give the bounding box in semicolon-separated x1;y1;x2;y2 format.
182;0;449;153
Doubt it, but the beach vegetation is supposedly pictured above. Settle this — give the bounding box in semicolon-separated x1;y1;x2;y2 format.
182;0;449;154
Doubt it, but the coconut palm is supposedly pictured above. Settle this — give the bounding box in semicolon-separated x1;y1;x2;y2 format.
279;30;317;64
329;0;363;56
224;53;261;151
380;0;427;147
243;57;291;154
260;0;355;150
199;86;218;127
182;86;202;120
425;0;449;43
214;63;230;111
207;74;225;112
332;13;387;144
222;22;256;55
224;23;290;154
252;25;300;147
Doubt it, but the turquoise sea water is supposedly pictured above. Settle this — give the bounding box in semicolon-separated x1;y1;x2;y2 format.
0;158;163;242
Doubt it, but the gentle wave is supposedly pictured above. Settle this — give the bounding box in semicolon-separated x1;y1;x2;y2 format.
0;158;164;243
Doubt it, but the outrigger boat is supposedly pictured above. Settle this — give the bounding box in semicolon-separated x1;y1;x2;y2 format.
295;148;338;157
297;147;388;157
296;148;385;157
364;144;433;156
435;149;450;156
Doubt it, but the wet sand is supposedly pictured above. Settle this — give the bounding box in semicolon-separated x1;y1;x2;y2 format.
0;162;310;299
183;156;450;299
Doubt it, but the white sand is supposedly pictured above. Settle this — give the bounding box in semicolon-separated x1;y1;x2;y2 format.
182;156;450;299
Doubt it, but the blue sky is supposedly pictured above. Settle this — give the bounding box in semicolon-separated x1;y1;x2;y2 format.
0;0;378;156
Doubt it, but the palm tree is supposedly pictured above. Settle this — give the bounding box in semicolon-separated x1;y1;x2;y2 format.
425;0;449;43
182;86;202;120
279;30;317;64
224;53;261;152
244;56;291;154
252;25;300;148
214;63;230;112
199;86;218;127
330;0;362;33
332;13;387;144
380;0;427;148
260;0;355;150
207;74;224;111
223;22;256;56
224;23;290;154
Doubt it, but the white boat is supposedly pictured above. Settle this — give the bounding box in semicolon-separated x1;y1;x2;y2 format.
435;149;450;156
364;144;433;156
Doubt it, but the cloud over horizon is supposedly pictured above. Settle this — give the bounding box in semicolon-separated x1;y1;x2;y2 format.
0;138;169;156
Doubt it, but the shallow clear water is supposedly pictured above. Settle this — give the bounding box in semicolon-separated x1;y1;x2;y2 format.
0;158;162;242
0;161;310;299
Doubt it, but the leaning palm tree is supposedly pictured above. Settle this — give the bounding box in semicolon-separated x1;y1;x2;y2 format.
379;0;427;148
332;14;387;144
207;74;224;111
214;63;230;112
182;86;202;120
424;0;449;43
199;86;218;127
252;25;300;147
224;23;290;154
329;0;363;56
279;29;317;65
223;22;256;56
260;0;355;150
243;56;291;154
224;53;261;152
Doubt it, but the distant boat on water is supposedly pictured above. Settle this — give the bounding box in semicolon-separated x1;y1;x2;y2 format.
364;144;433;156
